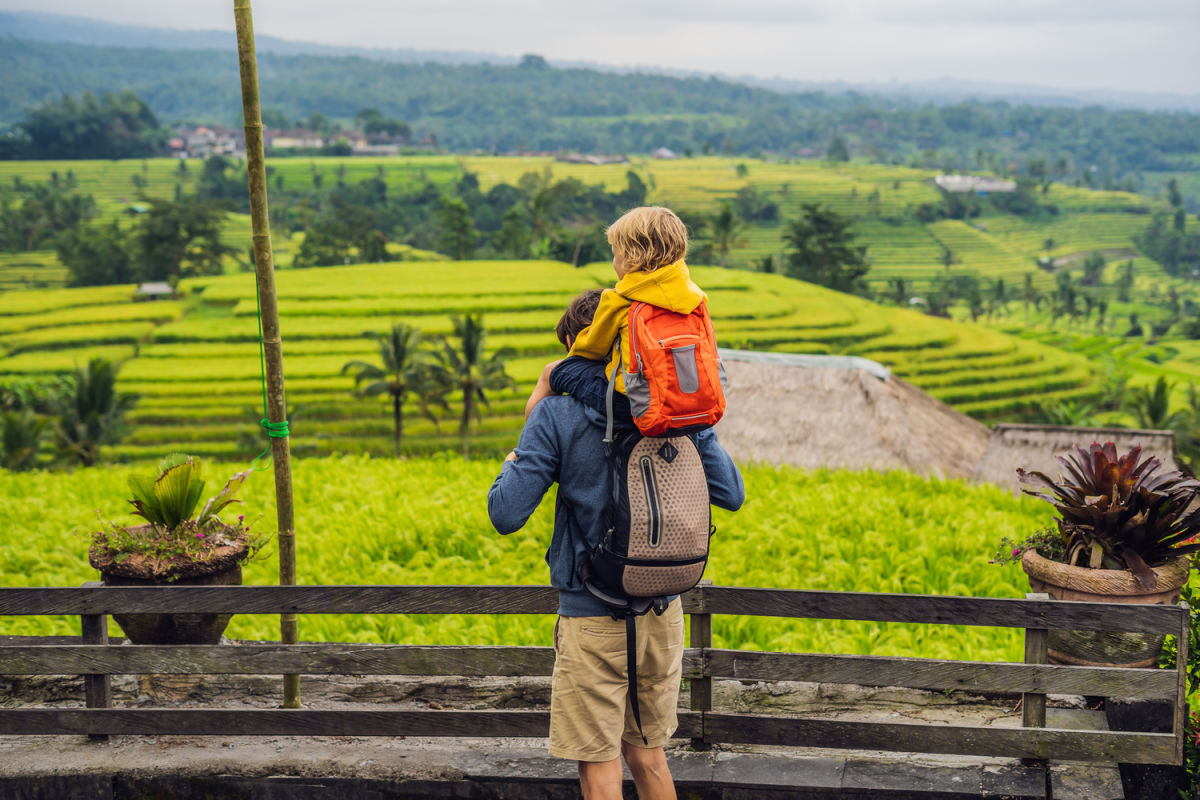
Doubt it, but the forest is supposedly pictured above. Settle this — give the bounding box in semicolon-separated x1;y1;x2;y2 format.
1;39;1198;205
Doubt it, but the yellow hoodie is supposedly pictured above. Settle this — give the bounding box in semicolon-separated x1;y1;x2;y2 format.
568;260;707;394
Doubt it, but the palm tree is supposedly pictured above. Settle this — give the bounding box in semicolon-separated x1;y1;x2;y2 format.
52;358;138;467
2;409;49;471
708;203;747;268
341;323;428;454
1125;376;1184;431
433;314;516;446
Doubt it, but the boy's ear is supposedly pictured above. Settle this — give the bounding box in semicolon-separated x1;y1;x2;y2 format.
565;336;575;351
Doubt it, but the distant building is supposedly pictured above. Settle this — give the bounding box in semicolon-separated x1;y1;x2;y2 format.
265;129;325;150
934;175;1017;195
653;147;678;160
556;153;629;166
329;131;411;157
171;125;244;159
135;282;175;301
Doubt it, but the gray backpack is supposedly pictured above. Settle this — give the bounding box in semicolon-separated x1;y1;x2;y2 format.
577;360;715;743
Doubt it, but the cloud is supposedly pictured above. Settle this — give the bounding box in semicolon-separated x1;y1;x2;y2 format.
1;0;1196;94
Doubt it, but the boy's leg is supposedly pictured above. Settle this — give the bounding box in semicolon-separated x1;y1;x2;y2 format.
578;758;624;800
621;742;677;800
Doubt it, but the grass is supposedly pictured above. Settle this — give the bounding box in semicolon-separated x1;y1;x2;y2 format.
0;457;1052;661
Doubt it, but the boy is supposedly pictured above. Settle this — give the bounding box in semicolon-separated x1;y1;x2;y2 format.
524;206;709;423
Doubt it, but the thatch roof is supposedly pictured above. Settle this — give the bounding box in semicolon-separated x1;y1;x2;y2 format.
714;352;990;479
972;424;1179;494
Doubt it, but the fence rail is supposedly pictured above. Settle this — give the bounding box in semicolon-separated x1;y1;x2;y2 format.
0;583;1187;766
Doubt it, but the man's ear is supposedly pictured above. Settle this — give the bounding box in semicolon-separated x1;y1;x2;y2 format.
565;336;574;351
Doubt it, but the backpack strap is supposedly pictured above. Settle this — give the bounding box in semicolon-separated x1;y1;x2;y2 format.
626;614;647;746
603;332;623;449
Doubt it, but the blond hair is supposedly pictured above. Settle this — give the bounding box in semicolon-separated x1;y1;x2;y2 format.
606;206;688;272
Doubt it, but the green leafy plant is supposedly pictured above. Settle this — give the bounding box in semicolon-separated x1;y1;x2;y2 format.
990;528;1066;566
1017;442;1200;589
92;453;262;578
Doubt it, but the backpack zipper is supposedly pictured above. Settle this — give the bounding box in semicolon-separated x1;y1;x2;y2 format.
629;302;645;373
639;456;662;548
658;333;700;348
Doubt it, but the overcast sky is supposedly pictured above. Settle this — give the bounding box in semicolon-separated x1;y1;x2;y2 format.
3;0;1198;95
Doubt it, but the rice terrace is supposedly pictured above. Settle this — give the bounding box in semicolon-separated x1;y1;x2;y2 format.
2;2;1200;798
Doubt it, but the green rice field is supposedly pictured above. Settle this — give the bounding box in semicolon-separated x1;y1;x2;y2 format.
0;260;1102;461
0;457;1052;661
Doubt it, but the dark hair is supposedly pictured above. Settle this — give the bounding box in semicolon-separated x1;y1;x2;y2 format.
556;289;605;349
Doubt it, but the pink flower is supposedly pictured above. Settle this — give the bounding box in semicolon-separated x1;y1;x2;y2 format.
238;515;245;522
196;532;204;539
1012;549;1019;556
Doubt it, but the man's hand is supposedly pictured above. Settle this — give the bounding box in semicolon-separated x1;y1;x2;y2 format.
504;450;518;462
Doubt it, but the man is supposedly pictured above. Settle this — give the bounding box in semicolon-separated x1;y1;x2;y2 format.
488;290;744;800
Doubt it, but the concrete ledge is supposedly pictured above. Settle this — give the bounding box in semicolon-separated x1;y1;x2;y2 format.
0;742;1087;800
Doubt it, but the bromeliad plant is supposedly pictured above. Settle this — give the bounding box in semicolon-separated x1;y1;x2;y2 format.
90;453;263;578
1014;441;1200;590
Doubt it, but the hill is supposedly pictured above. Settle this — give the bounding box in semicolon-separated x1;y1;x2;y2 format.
7;11;1200;113
1;38;1198;204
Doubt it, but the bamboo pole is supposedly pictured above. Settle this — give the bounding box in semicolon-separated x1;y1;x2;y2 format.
233;1;300;709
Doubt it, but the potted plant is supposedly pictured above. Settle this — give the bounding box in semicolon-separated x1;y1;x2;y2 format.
89;453;264;645
1000;441;1200;667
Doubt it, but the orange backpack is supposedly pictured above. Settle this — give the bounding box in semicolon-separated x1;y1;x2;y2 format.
617;300;727;437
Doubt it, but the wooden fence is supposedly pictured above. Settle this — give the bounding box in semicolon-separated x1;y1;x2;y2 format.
0;583;1187;766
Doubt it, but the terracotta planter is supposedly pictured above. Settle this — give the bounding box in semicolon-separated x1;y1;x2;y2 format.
88;524;250;645
1021;549;1191;668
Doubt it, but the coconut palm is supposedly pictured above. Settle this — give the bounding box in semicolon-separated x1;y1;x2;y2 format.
52;358;138;467
1125;376;1184;431
432;314;516;446
708;203;747;268
2;409;49;471
341;323;431;454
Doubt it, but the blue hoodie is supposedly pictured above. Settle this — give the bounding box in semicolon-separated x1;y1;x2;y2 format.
487;395;744;617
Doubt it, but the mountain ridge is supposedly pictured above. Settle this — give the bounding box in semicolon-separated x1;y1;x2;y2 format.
3;10;1198;113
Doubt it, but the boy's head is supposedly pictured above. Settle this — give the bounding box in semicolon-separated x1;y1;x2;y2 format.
606;206;688;275
556;288;604;350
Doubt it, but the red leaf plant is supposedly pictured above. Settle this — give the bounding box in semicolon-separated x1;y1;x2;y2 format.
1017;441;1200;590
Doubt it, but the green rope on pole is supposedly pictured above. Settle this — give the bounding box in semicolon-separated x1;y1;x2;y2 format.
252;273;289;471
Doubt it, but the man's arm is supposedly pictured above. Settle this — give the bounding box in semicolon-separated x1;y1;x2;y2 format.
692;428;745;512
524;358;565;419
488;402;562;534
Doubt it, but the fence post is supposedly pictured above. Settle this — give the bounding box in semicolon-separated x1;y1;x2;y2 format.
1175;601;1190;766
690;580;712;751
1022;592;1049;733
81;582;111;743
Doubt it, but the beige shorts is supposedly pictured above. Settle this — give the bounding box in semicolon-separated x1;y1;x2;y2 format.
548;598;684;762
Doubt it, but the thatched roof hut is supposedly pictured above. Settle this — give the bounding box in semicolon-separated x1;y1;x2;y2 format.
972;424;1179;493
714;351;990;479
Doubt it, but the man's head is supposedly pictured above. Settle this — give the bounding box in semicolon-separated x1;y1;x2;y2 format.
606;206;688;277
556;288;604;350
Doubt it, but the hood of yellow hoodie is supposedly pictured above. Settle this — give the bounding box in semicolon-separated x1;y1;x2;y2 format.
614;260;706;313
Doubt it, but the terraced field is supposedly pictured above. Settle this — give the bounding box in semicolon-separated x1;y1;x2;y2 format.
0;260;1100;461
0;156;1162;300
